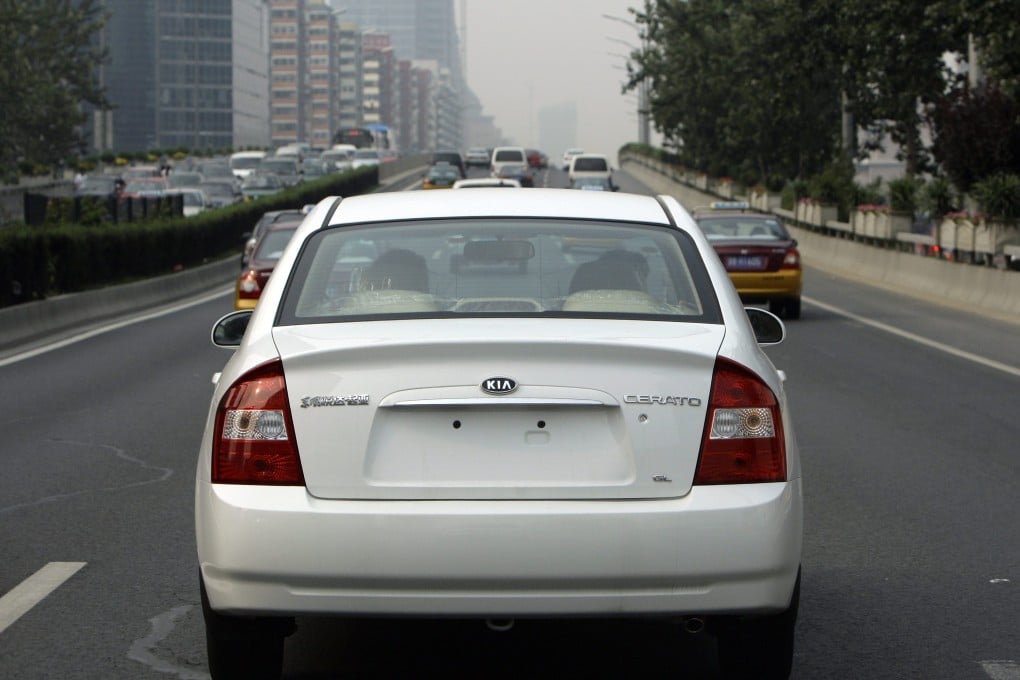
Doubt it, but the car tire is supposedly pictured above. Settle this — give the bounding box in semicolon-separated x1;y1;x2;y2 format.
200;575;292;680
784;297;801;320
715;570;799;680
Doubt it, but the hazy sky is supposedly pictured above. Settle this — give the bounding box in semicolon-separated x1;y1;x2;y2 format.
455;0;648;157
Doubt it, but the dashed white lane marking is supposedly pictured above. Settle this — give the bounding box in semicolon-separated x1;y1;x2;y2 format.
982;660;1020;679
0;562;86;634
804;296;1020;379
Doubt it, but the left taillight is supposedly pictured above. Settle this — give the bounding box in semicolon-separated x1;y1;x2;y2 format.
694;357;786;485
213;359;304;485
236;270;262;301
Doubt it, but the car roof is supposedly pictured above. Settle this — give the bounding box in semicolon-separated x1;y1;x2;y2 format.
320;188;674;227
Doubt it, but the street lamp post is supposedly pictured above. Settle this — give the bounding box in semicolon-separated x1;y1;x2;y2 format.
603;13;650;145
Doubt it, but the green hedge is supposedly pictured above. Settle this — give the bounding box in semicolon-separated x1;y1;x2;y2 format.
0;167;378;308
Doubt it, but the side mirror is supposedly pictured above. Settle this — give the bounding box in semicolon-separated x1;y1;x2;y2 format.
745;307;785;345
211;310;253;348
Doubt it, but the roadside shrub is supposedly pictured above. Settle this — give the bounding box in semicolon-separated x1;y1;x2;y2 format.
971;173;1020;224
888;176;921;213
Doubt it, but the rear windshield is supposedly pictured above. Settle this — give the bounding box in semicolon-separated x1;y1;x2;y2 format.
697;216;790;240
495;150;525;162
277;218;721;324
573;158;608;172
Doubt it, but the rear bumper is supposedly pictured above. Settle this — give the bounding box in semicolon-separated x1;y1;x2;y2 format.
728;270;802;299
197;479;802;618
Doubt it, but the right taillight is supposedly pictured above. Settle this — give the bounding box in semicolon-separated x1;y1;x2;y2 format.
213;359;304;485
694;357;786;485
781;247;801;270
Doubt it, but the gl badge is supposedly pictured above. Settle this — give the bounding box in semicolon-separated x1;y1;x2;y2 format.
481;377;518;395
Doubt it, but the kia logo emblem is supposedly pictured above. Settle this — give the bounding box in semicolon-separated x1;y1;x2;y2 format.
481;377;518;395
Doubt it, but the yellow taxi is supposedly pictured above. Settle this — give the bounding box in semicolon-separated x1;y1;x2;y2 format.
694;202;802;319
421;162;460;190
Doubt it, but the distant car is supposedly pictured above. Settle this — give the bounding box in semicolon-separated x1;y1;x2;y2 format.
240;209;306;269
431;150;466;177
165;188;208;217
421;163;461;190
463;147;490;168
693;202;802;319
241;173;284;201
319;149;353;174
234;218;302;310
525;149;548;169
351;149;381;169
166;171;205;189
120;177;167;199
567;153;614;188
561;148;585;170
452;177;521;189
199;189;801;680
572;176;618;192
489;146;528;177
230;151;267;180
197;162;239;188
200;180;241;208
75;174;119;198
301;159;330;181
496;162;534;187
258;157;302;187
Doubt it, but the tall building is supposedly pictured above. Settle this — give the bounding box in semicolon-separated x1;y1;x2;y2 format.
93;0;271;152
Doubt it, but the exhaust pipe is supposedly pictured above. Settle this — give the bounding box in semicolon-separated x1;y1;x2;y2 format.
486;618;515;632
683;617;705;634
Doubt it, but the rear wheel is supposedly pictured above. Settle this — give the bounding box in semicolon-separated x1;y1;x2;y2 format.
715;571;799;680
201;576;293;680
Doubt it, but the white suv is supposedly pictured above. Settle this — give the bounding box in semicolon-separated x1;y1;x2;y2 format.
489;146;528;177
568;153;614;188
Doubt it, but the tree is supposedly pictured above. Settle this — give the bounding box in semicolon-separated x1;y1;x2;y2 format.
0;0;109;180
629;0;844;188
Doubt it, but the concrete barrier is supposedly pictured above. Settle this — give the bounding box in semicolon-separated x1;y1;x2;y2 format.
621;158;1020;322
0;256;238;353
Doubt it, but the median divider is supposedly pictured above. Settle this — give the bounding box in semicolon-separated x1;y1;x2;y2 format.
0;256;237;355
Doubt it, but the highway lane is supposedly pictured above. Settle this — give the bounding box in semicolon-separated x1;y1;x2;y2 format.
0;165;1016;679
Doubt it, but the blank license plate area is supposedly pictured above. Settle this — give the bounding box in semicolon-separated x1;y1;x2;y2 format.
364;407;634;486
725;255;766;270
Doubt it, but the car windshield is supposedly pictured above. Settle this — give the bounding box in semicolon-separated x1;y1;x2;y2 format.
261;159;297;174
244;175;280;188
230;156;263;170
354;150;379;160
697;216;789;240
279;218;720;324
428;166;459;181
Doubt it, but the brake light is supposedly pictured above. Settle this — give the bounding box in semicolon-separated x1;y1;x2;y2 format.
781;247;800;270
236;270;262;300
213;360;304;485
694;358;786;484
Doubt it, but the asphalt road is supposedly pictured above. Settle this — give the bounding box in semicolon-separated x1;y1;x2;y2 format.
0;165;1017;679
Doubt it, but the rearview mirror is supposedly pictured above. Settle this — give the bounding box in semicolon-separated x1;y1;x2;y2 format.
745;307;785;345
211;310;253;348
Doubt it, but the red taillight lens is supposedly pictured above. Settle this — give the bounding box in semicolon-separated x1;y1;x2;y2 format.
694;358;786;485
236;271;261;300
213;359;304;485
781;247;801;270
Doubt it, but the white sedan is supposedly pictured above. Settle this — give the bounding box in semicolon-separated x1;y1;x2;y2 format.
197;189;802;679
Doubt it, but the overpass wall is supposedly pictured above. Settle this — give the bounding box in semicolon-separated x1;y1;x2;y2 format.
622;158;1020;322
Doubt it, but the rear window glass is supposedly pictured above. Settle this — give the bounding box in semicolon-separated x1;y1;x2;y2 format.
277;218;721;324
697;216;789;240
495;150;525;162
573;158;608;172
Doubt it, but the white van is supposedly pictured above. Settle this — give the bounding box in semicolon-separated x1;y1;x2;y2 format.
489;146;528;177
229;151;267;179
567;153;615;188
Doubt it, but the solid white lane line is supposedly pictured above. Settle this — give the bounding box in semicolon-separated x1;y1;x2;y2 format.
0;562;86;635
982;660;1020;680
804;296;1020;379
0;287;232;368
